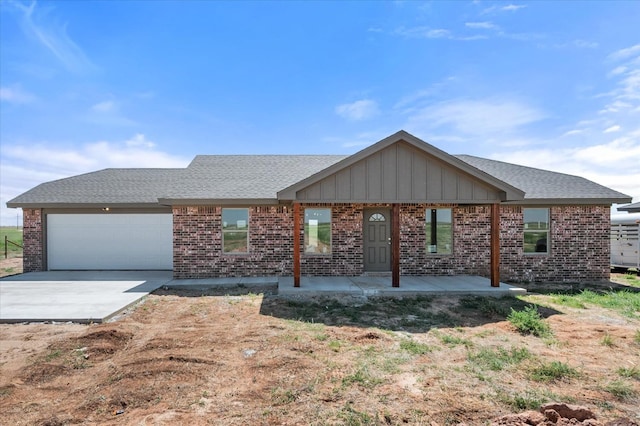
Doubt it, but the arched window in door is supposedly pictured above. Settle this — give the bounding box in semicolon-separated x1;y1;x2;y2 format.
368;213;386;222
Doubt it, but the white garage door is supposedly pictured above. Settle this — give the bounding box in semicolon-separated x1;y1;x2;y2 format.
47;214;173;270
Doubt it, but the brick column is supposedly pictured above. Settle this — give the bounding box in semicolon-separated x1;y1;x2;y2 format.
23;208;45;272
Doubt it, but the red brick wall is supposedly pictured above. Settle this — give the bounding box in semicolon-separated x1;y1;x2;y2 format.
300;204;364;276
172;203;610;282
499;205;611;282
20;204;611;282
22;208;44;272
173;206;294;278
400;204;492;276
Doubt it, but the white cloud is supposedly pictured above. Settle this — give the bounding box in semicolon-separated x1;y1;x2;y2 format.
598;45;640;119
573;133;640;166
125;133;156;148
603;125;621;133
481;4;527;14
404;98;545;136
394;26;451;39
562;129;584;137
491;133;640;201
393;26;488;41
465;22;498;30
0;135;189;226
554;39;598;49
335;99;380;121
572;39;598;49
87;99;137;126
502;4;527;11
598;100;633;114
609;66;628;77
608;44;640;61
0;86;36;104
8;0;96;73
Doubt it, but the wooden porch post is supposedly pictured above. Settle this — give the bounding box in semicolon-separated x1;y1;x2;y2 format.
490;203;500;287
293;202;301;287
392;203;400;287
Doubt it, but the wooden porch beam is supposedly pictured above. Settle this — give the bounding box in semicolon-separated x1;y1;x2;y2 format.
293;202;301;287
392;203;400;287
490;203;500;287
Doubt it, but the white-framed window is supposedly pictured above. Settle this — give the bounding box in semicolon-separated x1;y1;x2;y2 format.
426;208;453;254
304;208;331;254
222;208;249;254
523;208;549;254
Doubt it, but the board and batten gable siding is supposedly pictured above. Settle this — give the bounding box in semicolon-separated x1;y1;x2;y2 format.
295;142;503;203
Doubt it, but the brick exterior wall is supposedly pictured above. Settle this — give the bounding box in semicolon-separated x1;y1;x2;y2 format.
22;208;44;272
300;204;364;276
400;204;492;276
173;206;294;278
172;203;610;282
499;205;611;282
21;203;611;283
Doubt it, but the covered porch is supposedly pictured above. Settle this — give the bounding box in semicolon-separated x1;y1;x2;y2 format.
278;133;527;290
164;274;526;296
278;275;526;297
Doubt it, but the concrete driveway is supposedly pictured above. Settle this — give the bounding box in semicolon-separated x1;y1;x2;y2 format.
0;271;172;323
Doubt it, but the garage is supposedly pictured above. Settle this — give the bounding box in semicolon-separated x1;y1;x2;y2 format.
47;214;173;270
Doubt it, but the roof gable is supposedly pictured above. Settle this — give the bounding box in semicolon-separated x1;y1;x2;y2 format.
278;131;525;203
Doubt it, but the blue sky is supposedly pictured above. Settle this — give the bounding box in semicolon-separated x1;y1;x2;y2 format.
1;0;639;226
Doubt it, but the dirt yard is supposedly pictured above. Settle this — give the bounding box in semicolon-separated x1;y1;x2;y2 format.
0;256;22;278
1;274;639;425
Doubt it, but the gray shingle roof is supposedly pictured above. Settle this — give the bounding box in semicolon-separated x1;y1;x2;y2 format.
165;155;347;201
7;147;631;208
7;169;183;207
7;156;347;207
618;201;640;212
455;155;630;203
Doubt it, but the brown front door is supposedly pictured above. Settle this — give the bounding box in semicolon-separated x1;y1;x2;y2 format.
363;208;391;272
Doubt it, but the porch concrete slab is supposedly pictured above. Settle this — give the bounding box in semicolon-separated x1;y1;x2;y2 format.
278;276;363;296
277;275;526;297
165;276;278;290
0;271;173;323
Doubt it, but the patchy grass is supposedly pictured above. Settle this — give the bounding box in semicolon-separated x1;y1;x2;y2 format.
0;227;23;258
434;331;473;348
2;285;639;425
468;346;532;371
604;380;638;401
507;305;553;338
573;290;640;318
601;333;615;347
341;364;385;389
612;271;640;288
529;361;579;382
495;388;557;411
547;288;640;320
617;366;640;380
399;339;432;355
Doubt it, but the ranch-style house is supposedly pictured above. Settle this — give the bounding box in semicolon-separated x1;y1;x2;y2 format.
7;131;631;286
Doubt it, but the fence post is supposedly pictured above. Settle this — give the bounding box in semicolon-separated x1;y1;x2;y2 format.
4;235;7;259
